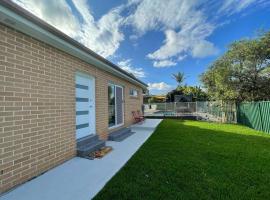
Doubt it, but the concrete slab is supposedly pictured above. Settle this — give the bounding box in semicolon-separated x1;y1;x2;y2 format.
0;119;163;200
131;119;162;130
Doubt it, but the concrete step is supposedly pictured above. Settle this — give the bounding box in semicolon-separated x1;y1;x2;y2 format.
76;135;105;158
114;131;134;142
77;135;99;148
108;127;134;142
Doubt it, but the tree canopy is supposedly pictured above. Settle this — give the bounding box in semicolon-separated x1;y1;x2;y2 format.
201;31;270;102
172;72;185;87
166;85;208;102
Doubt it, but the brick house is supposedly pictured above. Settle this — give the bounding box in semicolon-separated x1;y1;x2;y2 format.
0;1;147;193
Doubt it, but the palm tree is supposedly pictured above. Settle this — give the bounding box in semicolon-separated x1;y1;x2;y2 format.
172;72;185;87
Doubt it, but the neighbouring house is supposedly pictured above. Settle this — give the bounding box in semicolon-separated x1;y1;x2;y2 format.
0;1;147;193
174;94;193;102
143;95;166;104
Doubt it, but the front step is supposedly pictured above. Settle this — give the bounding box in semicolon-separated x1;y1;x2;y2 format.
108;127;134;142
77;135;105;158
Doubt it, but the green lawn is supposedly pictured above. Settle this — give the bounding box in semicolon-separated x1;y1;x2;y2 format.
94;120;270;200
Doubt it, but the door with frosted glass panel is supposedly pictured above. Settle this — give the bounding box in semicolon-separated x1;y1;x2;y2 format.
75;73;95;139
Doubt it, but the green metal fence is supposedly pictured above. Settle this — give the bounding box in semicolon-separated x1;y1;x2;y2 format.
237;101;270;133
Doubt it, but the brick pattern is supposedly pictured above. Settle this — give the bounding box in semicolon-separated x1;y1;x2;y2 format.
0;23;143;193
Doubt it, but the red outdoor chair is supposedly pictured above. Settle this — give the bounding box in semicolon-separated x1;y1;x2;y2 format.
132;111;144;123
137;110;145;121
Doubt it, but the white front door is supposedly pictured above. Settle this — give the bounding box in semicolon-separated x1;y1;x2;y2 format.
75;72;95;139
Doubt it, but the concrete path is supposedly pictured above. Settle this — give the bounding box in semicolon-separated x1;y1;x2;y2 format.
0;119;162;200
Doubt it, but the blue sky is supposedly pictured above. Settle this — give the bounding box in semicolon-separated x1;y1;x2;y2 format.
13;0;270;94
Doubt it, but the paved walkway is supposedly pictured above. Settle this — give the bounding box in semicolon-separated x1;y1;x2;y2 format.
0;119;162;200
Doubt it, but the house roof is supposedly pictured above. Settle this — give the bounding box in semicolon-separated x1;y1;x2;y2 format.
0;0;148;88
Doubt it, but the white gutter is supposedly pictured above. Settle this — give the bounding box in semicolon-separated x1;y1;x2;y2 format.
0;4;147;89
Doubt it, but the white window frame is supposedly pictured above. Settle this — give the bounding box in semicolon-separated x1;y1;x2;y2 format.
129;88;138;97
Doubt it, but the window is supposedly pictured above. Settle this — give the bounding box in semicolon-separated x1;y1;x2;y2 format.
108;84;116;127
142;89;148;95
129;88;138;97
108;83;124;128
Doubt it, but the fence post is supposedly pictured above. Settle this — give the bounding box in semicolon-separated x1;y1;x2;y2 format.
234;102;237;123
195;101;198;120
258;102;264;131
235;102;238;123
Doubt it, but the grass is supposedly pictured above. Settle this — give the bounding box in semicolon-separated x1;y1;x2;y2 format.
93;120;270;200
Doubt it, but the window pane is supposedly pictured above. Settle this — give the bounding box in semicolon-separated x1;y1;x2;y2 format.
108;85;116;127
130;89;138;97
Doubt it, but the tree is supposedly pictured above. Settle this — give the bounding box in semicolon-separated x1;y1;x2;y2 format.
201;57;237;100
172;72;185;87
181;85;209;101
201;31;270;101
166;86;208;102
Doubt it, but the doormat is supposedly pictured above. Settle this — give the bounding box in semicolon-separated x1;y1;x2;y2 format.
89;146;113;159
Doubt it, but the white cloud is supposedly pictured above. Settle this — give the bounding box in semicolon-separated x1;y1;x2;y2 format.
13;0;80;37
153;59;177;68
147;25;216;61
147;82;172;94
148;82;172;90
127;0;199;34
177;55;187;61
127;0;218;65
147;29;197;61
117;59;146;78
72;0;125;58
218;0;263;15
13;0;125;58
191;40;219;58
12;0;269;68
128;0;268;66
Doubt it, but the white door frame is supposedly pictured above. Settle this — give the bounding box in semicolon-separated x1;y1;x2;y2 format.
108;83;124;129
75;72;96;139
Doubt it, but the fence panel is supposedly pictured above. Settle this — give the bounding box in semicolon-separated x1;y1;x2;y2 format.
196;101;236;123
144;101;236;121
237;101;270;133
175;102;196;114
144;101;270;133
258;102;270;133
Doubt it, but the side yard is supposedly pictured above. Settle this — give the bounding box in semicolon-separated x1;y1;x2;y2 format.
94;119;270;200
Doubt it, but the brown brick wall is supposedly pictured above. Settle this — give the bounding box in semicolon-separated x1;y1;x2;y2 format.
0;23;143;193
